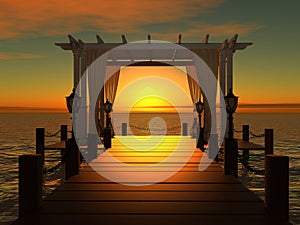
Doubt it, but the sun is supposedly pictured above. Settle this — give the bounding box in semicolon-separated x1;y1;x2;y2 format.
130;96;177;113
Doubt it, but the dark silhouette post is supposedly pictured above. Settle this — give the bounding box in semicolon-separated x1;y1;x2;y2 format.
103;99;112;149
265;155;289;223
122;123;127;136
19;154;42;217
224;89;239;177
60;125;68;158
60;125;68;141
242;125;250;165
224;138;238;177
196;99;205;151
36;128;45;165
265;129;274;155
182;123;188;136
65;138;80;180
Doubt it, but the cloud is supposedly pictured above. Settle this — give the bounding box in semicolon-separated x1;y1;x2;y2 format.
0;0;229;39
0;52;45;60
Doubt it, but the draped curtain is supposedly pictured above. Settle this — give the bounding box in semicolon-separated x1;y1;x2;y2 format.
186;49;219;142
104;66;121;104
104;65;121;137
186;65;201;105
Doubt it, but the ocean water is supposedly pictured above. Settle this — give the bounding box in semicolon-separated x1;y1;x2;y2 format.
0;113;299;224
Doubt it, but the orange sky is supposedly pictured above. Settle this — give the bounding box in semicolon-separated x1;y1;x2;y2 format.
0;0;299;113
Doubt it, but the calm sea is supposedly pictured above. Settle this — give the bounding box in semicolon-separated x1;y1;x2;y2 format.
0;113;299;224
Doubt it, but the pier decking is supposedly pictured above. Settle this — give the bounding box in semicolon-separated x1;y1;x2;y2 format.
14;136;274;225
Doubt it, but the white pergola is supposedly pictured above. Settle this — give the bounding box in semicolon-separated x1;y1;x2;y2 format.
56;34;252;140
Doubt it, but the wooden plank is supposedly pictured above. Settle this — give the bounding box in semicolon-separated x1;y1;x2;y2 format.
238;140;265;150
56;183;249;192
15;135;272;225
45;141;66;150
45;191;262;202
36;214;268;225
80;165;223;172
65;171;240;184
40;201;265;214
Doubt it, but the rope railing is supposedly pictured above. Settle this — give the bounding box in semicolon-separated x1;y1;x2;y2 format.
43;143;70;174
250;131;265;138
237;153;265;175
218;150;265;175
234;128;265;139
128;124;182;132
45;129;61;138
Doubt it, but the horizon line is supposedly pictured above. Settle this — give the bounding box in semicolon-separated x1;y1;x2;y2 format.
1;104;300;114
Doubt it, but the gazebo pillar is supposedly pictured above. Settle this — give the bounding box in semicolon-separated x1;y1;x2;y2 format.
73;50;80;88
226;34;238;138
79;40;87;139
219;40;228;138
226;34;238;94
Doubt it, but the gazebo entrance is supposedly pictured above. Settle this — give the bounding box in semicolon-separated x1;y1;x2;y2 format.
56;34;252;157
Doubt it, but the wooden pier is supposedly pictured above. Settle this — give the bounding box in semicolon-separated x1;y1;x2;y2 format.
14;132;291;225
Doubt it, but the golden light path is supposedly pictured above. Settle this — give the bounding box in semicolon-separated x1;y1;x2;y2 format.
88;136;208;185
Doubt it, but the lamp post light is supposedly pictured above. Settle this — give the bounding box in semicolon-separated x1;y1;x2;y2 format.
103;99;113;149
224;88;239;139
103;99;113;128
66;89;80;139
196;99;205;150
224;88;239;177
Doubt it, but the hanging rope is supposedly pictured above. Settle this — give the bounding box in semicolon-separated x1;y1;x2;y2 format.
250;131;265;138
45;129;61;138
234;129;265;138
43;142;71;174
238;153;265;175
217;150;265;175
128;124;182;132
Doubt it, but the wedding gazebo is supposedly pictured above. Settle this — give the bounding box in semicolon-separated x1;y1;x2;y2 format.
56;34;252;142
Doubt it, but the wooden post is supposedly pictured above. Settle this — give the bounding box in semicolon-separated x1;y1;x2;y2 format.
19;154;42;216
242;125;250;165
208;133;219;160
182;123;188;136
122;123;127;136
60;125;68;141
87;133;98;162
65;139;80;180
224;138;238;177
36;128;45;165
265;129;274;155
103;128;112;149
265;155;289;223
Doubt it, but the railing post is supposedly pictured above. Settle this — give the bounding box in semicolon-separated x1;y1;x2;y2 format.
87;133;98;162
265;129;274;155
182;123;188;136
265;155;289;223
103;128;112;149
242;125;250;165
224;138;238;177
19;154;42;217
208;133;219;160
60;125;68;141
36;128;45;165
65;139;80;180
122;123;127;136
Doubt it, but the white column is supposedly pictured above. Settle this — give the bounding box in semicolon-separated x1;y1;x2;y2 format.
73;50;80;89
226;49;233;93
80;49;87;139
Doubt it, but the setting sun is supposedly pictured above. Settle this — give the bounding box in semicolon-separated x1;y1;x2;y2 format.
130;96;177;113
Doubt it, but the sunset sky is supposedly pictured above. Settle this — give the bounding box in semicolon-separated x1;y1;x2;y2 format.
0;0;299;112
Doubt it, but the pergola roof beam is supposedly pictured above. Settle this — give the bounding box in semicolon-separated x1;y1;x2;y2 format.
96;35;104;44
202;34;209;44
121;35;127;44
